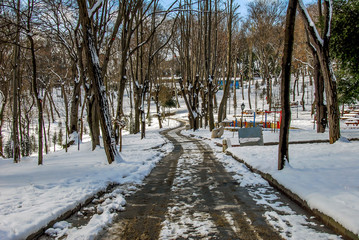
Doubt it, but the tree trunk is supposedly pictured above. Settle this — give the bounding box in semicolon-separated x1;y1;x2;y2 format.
278;0;298;170
78;43;100;149
293;71;298;102
179;78;197;130
301;69;305;111
208;76;215;131
69;65;82;134
233;61;237;117
86;95;100;150
46;92;55;123
48;92;61;119
28;35;43;165
0;98;7;157
12;0;21;163
114;1;133;142
319;48;340;143
60;83;69;151
42;116;48;155
248;47;253;110
141;79;149;139
154;85;162;129
313;55;326;133
77;0;122;164
218;0;233;123
204;0;214;131
241;72;245;100
298;0;340;143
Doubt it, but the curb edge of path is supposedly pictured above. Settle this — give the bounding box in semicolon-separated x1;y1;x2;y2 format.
27;183;119;240
226;151;359;240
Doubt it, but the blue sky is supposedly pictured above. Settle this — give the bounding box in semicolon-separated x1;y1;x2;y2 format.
159;0;316;19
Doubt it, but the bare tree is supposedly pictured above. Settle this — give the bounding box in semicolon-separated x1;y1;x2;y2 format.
0;45;11;157
12;0;21;163
248;0;285;111
77;0;122;164
26;0;44;165
278;0;298;170
298;0;340;143
218;0;234;123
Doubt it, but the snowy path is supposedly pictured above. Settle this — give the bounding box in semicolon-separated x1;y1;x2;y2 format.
95;125;341;239
158;129;282;239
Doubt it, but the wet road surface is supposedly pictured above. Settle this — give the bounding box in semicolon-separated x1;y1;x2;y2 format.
96;125;341;240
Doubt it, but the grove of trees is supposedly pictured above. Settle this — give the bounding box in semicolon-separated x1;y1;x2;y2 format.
0;0;357;168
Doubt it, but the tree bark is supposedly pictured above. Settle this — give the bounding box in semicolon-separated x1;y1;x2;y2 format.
278;0;298;170
154;84;162;129
301;69;306;111
233;61;237;117
69;65;82;134
313;54;326;133
115;2;133;142
179;78;197;130
218;0;233;123
77;0;122;164
0;93;7;157
28;34;43;165
12;0;21;163
248;47;253;110
298;0;340;143
60;82;69;152
205;0;215;131
76;41;101;149
293;71;298;102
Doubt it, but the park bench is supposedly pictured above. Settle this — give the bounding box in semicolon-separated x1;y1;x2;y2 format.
238;127;264;146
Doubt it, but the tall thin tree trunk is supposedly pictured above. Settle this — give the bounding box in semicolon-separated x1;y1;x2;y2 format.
69;66;82;134
205;0;215;131
241;72;245;101
28;34;43;165
298;0;340;143
278;0;298;170
60;83;69;151
301;69;306;111
313;55;326;133
78;0;122;164
12;0;21;163
42;111;48;154
218;0;233;123
248;46;253;110
293;71;298;102
0;98;7;157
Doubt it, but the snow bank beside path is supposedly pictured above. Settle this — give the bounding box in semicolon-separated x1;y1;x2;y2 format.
183;128;359;237
227;141;359;237
0;122;178;240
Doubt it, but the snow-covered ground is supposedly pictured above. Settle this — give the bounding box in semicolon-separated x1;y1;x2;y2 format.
1;75;359;239
0;119;179;240
183;119;359;238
